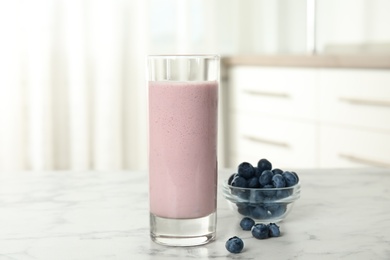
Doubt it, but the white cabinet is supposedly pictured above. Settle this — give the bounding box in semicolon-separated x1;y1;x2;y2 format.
319;69;390;131
227;66;390;169
232;113;318;169
227;66;320;169
318;69;390;168
319;125;390;168
230;67;318;120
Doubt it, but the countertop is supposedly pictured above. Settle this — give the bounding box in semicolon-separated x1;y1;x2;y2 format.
0;168;389;259
222;55;390;69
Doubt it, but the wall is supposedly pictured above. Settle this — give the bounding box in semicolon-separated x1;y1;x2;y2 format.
148;0;390;55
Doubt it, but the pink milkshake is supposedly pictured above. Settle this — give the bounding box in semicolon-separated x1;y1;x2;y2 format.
149;80;218;219
147;54;219;246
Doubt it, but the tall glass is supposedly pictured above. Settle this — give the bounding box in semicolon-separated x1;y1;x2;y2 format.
147;55;220;246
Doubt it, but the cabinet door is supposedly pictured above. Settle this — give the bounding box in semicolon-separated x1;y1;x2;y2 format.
319;125;390;168
319;69;390;131
229;66;319;121
232;113;318;169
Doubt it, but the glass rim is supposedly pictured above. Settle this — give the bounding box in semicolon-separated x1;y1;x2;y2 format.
147;54;220;60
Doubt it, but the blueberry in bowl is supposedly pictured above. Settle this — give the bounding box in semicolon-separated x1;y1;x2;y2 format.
222;159;301;223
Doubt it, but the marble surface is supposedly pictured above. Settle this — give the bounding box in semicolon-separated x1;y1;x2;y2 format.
0;168;389;260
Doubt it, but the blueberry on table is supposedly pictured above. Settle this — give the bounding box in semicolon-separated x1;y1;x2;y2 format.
240;217;255;231
238;162;255;179
283;171;299;187
225;236;244;254
259;170;274;186
272;173;286;188
251;223;269;239
268;223;281;237
257;158;272;172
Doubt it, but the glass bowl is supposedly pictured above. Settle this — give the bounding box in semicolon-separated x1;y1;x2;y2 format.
222;180;301;223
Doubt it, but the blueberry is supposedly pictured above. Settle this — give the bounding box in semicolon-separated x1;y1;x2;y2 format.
262;184;276;198
231;176;249;200
225;236;244;254
240;217;255;231
237;203;251;216
251;223;269;239
272;168;283;175
231;176;247;188
251;206;268;219
268;223;281;237
291;171;299;182
233;190;249;200
272;174;286;188
259;170;274;186
247;176;260;188
276;189;291;199
254;167;262;178
269;204;287;217
228;173;236;185
264;203;279;212
249;190;264;202
283;171;299;187
257;159;272;172
238;162;255;179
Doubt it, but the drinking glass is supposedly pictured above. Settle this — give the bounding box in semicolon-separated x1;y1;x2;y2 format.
147;55;220;246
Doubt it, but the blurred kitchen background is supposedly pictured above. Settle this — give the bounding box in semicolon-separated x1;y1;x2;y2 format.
0;0;389;172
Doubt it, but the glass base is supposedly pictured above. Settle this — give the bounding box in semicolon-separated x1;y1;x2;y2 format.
150;212;216;247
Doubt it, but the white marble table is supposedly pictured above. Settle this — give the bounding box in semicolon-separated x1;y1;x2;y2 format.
0;168;389;259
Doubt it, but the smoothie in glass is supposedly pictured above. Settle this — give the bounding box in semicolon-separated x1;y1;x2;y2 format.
147;54;219;246
149;81;218;219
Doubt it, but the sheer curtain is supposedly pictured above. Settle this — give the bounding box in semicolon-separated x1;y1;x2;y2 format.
0;0;234;173
0;0;307;172
0;0;148;172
